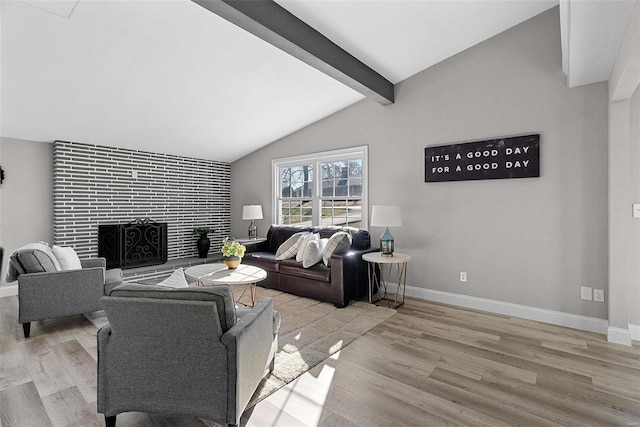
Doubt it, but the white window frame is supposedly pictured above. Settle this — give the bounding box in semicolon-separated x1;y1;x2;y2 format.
272;145;368;229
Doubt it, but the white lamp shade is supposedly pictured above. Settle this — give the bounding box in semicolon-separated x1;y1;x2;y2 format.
370;205;402;227
242;205;263;220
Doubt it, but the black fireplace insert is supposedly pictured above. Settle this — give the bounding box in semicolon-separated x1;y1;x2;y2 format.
98;219;168;269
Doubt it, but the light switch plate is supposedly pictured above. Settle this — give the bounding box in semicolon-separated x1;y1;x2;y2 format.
581;286;592;301
633;204;640;218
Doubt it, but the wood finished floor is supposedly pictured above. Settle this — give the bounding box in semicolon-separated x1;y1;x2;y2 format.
1;294;639;426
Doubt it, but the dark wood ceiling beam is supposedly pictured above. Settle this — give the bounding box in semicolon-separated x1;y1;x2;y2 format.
192;0;394;105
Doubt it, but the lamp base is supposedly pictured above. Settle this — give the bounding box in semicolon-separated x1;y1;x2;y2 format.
380;227;394;257
248;221;257;239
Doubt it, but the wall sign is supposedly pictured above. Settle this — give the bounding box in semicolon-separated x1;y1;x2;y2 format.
425;134;540;182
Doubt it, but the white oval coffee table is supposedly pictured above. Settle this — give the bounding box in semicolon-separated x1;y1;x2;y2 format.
184;263;267;307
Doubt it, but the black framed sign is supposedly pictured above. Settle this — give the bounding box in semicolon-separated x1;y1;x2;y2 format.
425;134;540;182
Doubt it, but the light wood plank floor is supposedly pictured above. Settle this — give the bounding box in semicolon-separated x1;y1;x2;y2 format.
1;294;639;426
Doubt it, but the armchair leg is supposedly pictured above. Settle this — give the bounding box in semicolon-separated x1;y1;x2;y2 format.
105;415;116;427
22;322;31;338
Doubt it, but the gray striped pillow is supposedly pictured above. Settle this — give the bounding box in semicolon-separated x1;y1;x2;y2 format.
322;232;353;266
275;231;309;260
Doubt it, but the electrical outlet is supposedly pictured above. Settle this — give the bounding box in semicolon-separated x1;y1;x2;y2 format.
459;272;467;282
594;289;605;302
131;170;138;179
581;286;592;301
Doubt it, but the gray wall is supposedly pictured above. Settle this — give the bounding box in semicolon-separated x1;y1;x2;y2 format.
631;86;640;325
0;138;54;287
232;7;609;319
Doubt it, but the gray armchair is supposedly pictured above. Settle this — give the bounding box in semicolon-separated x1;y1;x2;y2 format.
97;283;280;427
18;257;122;338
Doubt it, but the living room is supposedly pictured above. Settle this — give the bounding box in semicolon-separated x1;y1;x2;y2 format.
1;0;639;426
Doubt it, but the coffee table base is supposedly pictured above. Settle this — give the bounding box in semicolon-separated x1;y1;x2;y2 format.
195;279;257;307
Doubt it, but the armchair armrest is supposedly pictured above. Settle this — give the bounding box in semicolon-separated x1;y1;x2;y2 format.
18;267;106;322
81;258;107;269
97;324;112;414
329;247;378;306
221;298;275;423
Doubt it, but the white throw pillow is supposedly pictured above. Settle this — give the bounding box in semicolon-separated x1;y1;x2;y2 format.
156;267;189;288
52;245;82;270
322;232;353;266
275;231;309;260
302;238;329;268
296;233;319;262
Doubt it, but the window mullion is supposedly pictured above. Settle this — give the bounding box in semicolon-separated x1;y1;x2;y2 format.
313;159;321;226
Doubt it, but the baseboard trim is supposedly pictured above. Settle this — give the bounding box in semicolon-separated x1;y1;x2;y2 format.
391;284;609;335
0;281;622;339
608;326;633;346
630;324;640;341
0;284;18;298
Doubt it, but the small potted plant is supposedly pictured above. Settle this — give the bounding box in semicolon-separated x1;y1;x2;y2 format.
221;237;246;269
193;227;215;258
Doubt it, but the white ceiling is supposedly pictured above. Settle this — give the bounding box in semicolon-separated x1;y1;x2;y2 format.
0;0;634;162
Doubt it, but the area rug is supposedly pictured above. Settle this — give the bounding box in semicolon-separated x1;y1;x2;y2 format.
85;284;396;412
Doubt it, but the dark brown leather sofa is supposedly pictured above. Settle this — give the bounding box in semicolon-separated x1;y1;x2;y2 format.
242;225;377;307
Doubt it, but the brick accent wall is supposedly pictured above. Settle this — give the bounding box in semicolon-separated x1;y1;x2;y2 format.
53;141;230;261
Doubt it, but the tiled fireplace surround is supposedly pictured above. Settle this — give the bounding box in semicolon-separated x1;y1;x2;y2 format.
53;141;231;281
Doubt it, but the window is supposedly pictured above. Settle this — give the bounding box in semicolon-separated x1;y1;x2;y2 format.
273;146;368;229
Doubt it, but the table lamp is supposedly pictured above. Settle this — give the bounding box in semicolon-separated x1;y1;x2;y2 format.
242;205;263;239
370;205;402;256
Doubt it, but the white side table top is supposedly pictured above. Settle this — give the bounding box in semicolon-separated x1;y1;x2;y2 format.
362;252;411;264
184;263;267;285
234;237;267;244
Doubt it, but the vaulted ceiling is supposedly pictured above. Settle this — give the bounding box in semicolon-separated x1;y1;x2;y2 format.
0;0;635;162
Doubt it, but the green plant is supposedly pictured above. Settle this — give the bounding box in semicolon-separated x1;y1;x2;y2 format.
221;238;246;258
193;227;215;235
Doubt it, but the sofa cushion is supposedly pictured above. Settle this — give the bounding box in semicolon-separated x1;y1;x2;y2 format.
244;252;280;273
279;259;331;282
296;233;319;262
275;231;309;260
312;226;370;250
109;282;237;332
322;231;352;266
7;243;61;281
347;228;371;250
302;238;328;268
52;245;82;270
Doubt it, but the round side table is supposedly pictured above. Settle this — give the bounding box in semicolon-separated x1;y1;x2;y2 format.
362;252;411;308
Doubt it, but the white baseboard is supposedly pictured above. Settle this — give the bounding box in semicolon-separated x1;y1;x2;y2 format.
608;327;633;346
385;283;609;335
0;284;18;298
627;324;640;342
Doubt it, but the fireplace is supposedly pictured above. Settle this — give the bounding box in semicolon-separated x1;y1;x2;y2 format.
98;219;168;269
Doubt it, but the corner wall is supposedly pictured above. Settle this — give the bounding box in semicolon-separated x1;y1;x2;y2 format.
608;0;640;344
232;7;609;320
0;138;54;290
